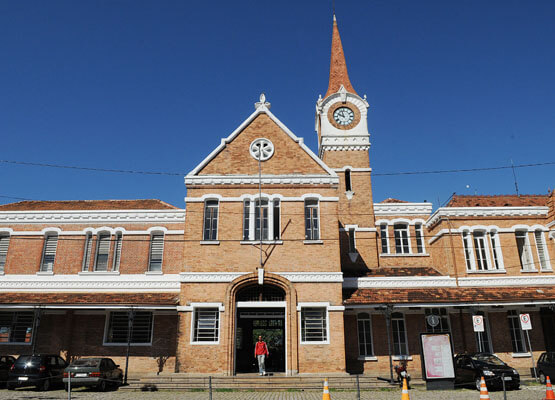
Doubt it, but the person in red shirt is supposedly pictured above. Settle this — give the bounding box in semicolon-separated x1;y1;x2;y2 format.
254;335;269;376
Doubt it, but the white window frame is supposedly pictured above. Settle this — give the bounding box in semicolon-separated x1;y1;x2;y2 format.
190;303;222;345
242;196;281;242
203;199;219;241
298;302;331;345
516;230;536;271
103;310;154;346
0;233;10;273
534;229;552;271
489;230;505;270
40;232;59;272
357;312;374;358
391;312;409;356
393;223;411;254
304;199;320;242
94;231;112;272
472;230;491;271
379;223;389;254
461;227;505;272
414;223;425;254
148;232;164;272
507;310;527;354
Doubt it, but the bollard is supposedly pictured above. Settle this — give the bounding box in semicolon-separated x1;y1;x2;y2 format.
67;372;71;400
356;374;360;400
208;375;212;400
501;373;507;400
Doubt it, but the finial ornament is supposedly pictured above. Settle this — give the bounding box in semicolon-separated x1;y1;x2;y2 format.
255;92;271;110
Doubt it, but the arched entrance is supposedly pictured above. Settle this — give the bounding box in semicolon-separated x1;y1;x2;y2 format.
235;283;286;374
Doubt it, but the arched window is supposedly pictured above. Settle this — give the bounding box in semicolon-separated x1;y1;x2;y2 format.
345;169;352;192
40;232;58;272
236;284;285;302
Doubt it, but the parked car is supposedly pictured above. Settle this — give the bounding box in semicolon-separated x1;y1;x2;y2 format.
7;354;68;391
537;352;555;384
454;353;520;391
0;356;16;387
63;358;123;391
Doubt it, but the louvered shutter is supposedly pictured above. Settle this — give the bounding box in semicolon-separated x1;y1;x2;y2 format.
112;233;123;271
149;234;164;271
0;235;10;272
82;233;93;271
41;235;58;272
95;233;111;271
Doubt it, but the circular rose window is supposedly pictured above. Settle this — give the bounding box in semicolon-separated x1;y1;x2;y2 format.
249;138;274;161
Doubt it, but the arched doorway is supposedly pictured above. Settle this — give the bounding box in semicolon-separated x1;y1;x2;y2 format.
235;284;286;374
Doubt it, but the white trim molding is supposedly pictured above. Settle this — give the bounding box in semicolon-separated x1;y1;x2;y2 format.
458;276;555;287
426;206;549;228
185;174;339;186
0;274;180;292
179;271;343;283
0;210;186;225
374;203;433;217
344;276;456;289
186;193;339;203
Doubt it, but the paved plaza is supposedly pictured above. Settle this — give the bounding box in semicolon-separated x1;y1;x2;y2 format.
0;385;548;400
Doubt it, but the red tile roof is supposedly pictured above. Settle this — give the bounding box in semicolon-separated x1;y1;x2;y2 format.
325;16;357;97
344;287;555;305
0;293;179;305
0;199;178;211
380;198;409;204
344;267;443;278
447;194;548;207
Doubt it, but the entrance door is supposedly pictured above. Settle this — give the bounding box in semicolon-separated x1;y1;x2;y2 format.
235;308;285;373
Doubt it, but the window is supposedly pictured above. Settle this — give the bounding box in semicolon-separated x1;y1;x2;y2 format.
507;310;527;353
304;199;319;241
105;311;153;344
348;228;356;253
193;308;219;343
462;229;504;271
40;233;58;272
415;223;424;254
0;234;10;273
203;200;218;241
345;169;352;192
357;313;373;357
148;233;164;272
243;197;281;241
112;232;123;271
474;312;493;353
391;312;408;356
394;224;410;254
535;230;551;270
516;231;535;270
301;307;327;343
0;311;34;343
94;233;111;271
82;232;93;271
425;308;450;333
380;224;389;254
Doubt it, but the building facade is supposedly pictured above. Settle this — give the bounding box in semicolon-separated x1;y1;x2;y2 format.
1;17;554;377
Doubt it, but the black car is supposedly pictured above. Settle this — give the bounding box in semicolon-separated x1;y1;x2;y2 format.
7;354;68;391
537;352;555;384
63;358;123;391
454;353;520;391
0;356;16;387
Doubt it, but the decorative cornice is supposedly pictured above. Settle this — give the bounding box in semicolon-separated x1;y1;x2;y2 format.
275;272;343;282
0;274;181;292
185;175;339;186
320;145;371;152
458;276;555;287
374;203;433;216
0;210;186;225
344;276;456;289
180;272;343;283
180;272;246;282
426;206;549;228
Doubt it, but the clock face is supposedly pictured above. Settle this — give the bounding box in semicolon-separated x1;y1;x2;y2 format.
333;107;355;126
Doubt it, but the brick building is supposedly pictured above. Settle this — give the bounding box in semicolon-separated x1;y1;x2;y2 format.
0;17;554;378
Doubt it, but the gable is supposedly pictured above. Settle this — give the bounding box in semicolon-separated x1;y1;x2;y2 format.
189;108;336;179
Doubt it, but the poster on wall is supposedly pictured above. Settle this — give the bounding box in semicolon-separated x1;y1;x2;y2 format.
420;333;455;380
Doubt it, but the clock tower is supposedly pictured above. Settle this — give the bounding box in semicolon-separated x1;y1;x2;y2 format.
316;16;376;271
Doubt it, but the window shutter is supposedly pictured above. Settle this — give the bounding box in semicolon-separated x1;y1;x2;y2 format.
41;234;58;272
0;235;10;272
149;234;164;271
95;233;111;271
112;233;123;271
82;233;93;271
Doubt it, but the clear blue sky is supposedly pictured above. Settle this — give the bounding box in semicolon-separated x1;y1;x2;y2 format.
1;0;554;208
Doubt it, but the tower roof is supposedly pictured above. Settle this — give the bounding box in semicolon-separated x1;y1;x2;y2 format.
325;15;357;97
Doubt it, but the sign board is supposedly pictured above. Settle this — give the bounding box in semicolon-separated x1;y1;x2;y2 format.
426;314;440;328
520;313;532;330
420;333;455;380
472;315;484;332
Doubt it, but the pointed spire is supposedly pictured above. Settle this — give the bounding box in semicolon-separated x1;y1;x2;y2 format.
325;15;357;97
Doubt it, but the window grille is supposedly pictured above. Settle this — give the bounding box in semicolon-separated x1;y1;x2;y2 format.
304;200;319;241
507;310;526;353
392;312;408;355
112;232;123;271
425;308;450;333
415;224;424;254
393;224;410;254
236;284;285;302
94;233;111;271
516;231;535;270
0;234;10;273
40;234;58;272
301;307;327;342
357;313;373;356
380;224;389;254
105;311;153;344
0;311;34;343
148;234;164;272
193;308;219;342
203;200;219;240
82;232;93;271
535;230;550;270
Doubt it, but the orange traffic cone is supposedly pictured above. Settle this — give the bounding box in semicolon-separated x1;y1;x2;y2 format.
322;378;331;400
401;377;410;400
544;376;555;400
479;376;490;400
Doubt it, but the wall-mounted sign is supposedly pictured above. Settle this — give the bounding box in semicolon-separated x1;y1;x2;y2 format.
519;313;532;330
472;315;484;332
420;333;455;380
